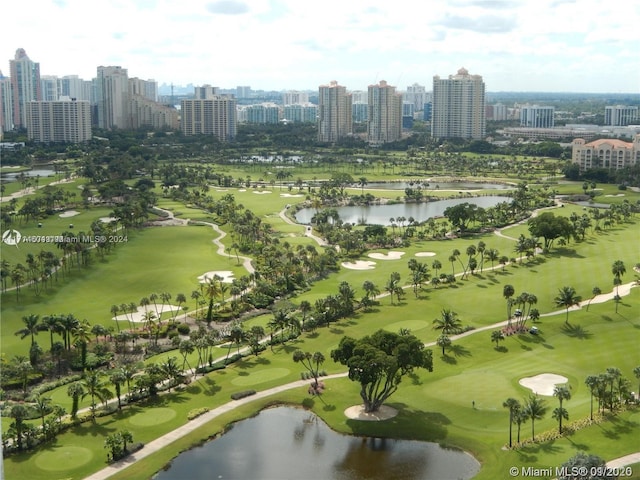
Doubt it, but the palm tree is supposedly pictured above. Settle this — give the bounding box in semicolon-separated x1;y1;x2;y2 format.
161;356;183;391
30;393;52;432
436;334;451;355
553;385;571;433
432;309;463;335
9;404;29;450
524;395;548;441
611;260;626;297
491;330;504;349
15;314;44;347
502;398;520;448
554;286;582;324
173;293;187;324
110;305;121;332
110;370;126;410
67;381;85;419
42;314;62;351
584;375;599;421
586;286;601;312
634;366;640;402
503;285;515;323
513;407;528;444
81;370;112;421
73;320;92;370
292;350;326;388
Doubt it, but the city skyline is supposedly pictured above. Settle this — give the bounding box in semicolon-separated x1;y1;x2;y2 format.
2;0;639;93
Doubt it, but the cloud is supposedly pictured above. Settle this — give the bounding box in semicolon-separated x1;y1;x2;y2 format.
452;0;518;9
206;0;249;15
438;14;516;33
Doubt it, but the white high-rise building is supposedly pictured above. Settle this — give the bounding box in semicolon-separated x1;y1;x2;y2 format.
282;91;309;105
520;105;555;128
405;83;427;111
26;97;92;143
283;104;317;123
60;75;90;101
10;48;41;129
431;67;486;140
129;78;158;102
194;85;219;99
40;75;60;101
96;66;130;129
367;80;402;145
317;80;352;143
0;71;13;133
181;96;237;140
243;103;281;124
605;105;639;126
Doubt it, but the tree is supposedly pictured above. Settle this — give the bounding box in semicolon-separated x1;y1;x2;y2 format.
553;385;571;433
293;350;325;388
491;330;504;349
633;366;640;402
30;393;52;433
436;334;451;355
559;452;617;480
9;404;29;450
527;212;574;250
110;370;126;410
503;285;515;322
331;330;433;413
611;260;626;298
554;286;582;324
586;286;601;312
15;314;44;347
502;398;520;448
67;381;85;419
524;395;548;441
81;370;112;421
584;375;599;421
432;309;463;335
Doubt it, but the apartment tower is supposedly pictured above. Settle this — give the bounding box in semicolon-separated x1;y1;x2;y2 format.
9;48;41;129
317;80;352;143
367;80;403;145
431;67;485;140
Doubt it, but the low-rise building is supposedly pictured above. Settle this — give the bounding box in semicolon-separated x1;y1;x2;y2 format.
572;134;640;171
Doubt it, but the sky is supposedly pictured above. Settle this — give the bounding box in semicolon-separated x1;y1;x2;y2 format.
2;0;640;93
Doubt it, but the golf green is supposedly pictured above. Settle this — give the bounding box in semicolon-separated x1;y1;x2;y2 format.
129;407;177;426
35;446;93;471
231;368;291;386
384;320;431;333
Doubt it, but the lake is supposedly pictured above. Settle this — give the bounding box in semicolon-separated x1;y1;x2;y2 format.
295;196;509;225
363;181;514;191
154;406;480;480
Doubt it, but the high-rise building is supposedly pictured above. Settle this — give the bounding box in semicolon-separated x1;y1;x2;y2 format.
26;97;92;143
317;80;352;143
60;75;90;102
605;105;639;126
282;91;309;105
243;103;281;124
283;104;317;123
405;83;427;111
520;105;555;128
352;103;368;123
9;48;41;129
129;78;158;102
236;86;251;99
572;134;640;171
194;85;219;99
486;103;507;121
129;95;179;130
431;67;485;140
367;80;402;145
40;75;60;101
96;66;130;129
180;96;237;140
0;71;13;133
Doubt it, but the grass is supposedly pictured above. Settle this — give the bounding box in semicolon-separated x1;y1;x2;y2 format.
1;180;639;479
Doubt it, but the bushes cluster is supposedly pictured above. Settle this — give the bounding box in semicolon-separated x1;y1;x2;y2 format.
230;390;256;401
187;407;210;420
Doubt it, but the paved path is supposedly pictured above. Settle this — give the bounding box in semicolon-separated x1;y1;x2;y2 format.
278;206;328;247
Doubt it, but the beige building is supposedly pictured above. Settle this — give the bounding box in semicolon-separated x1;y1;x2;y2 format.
130;94;178;130
181;97;237;140
317;80;352;143
26;97;91;143
572;134;640;171
367;80;403;145
96;66;130;129
432;67;485;140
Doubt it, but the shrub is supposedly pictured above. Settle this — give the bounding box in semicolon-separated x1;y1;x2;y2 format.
187;407;210;420
230;390;256;401
176;323;191;335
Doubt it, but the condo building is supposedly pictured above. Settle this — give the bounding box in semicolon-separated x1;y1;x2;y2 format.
317;80;352;143
181;96;237;140
605;105;638;126
520;105;555;128
431;67;485;140
572;134;640;171
26;97;92;143
0;71;13;133
367;80;403;145
96;66;130;129
10;48;41;129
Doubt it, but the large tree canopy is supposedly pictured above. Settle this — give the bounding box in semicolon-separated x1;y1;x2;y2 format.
527;212;574;250
331;330;433;413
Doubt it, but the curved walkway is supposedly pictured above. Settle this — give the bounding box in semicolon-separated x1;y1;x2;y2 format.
278;207;328;247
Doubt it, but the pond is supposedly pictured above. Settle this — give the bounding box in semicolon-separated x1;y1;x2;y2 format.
363;181;513;191
1;168;56;183
153;406;480;480
295;196;509;226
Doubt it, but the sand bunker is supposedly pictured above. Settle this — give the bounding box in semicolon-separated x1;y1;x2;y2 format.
198;270;235;283
415;251;437;257
342;260;376;270
238;189;247;192
605;193;625;197
280;193;303;197
519;373;568;396
113;304;182;323
368;251;405;260
59;210;80;218
344;405;398;421
253;191;272;194
99;216;118;223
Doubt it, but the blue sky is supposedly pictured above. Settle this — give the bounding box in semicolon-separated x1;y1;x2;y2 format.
3;0;639;92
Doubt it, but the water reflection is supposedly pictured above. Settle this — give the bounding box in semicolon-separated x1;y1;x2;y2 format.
154;406;480;480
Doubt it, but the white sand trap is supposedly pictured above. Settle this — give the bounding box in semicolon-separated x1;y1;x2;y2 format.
582;282;636;306
342;260;376;270
99;216;118;223
253;191;272;194
368;251;405;260
113;304;182;323
59;210;80;218
344;405;398;421
198;270;235;283
238;189;247;192
605;193;625;197
216;189;228;192
415;251;437;257
519;373;568;396
280;193;303;197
